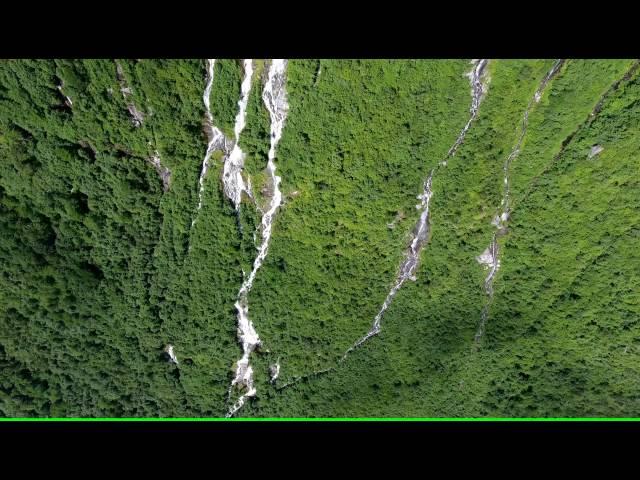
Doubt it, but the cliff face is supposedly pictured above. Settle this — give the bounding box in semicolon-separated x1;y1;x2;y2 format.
1;59;639;418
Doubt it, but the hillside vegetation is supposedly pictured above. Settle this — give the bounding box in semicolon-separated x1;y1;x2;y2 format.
0;59;638;417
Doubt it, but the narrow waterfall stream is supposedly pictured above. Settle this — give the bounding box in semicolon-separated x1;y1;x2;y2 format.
226;59;289;417
56;81;73;109
346;173;435;354
192;59;230;226
474;59;564;343
222;59;254;209
442;59;489;164
163;344;179;365
276;60;491;391
346;59;491;355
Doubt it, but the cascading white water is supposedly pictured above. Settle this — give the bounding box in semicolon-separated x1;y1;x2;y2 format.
474;59;564;342
226;59;289;417
343;59;491;356
441;59;489;165
500;60;564;215
476;238;500;285
164;344;179;365
272;60;491;391
346;173;434;354
222;59;254;209
475;235;499;341
193;59;229;226
57;83;73;108
194;59;254;225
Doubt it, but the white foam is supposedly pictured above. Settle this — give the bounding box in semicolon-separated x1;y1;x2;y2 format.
222;59;254;209
346;60;492;355
475;59;564;342
227;60;289;417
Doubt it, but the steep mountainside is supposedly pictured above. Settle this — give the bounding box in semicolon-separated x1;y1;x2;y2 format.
0;59;638;417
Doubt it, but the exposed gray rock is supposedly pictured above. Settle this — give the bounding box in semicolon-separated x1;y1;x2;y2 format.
148;152;171;192
588;144;604;158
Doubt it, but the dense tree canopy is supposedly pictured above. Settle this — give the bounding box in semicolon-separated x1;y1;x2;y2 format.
1;59;639;417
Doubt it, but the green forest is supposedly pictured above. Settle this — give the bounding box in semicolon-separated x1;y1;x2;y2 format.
0;59;639;417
